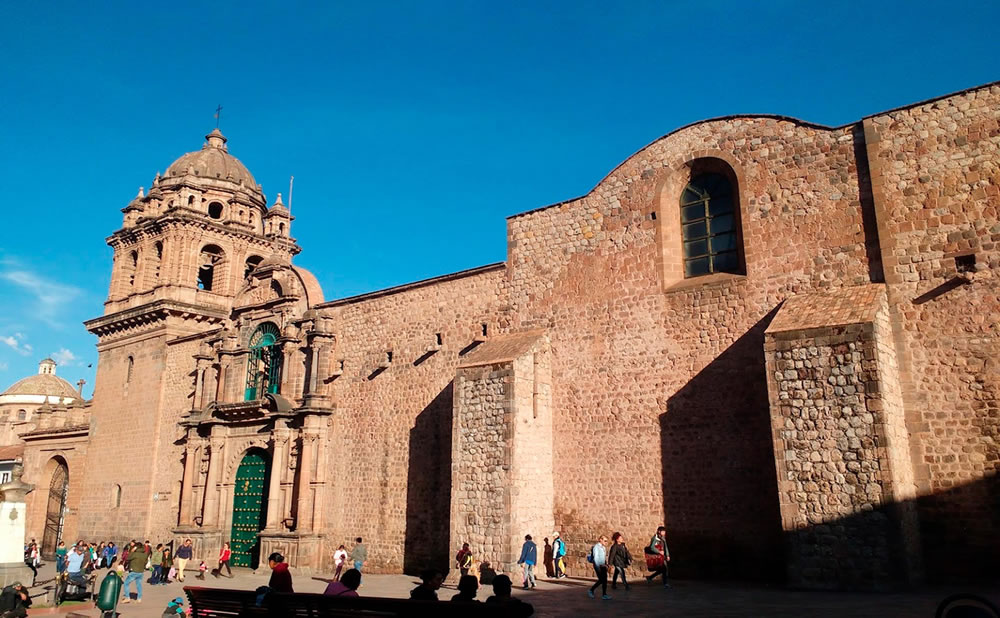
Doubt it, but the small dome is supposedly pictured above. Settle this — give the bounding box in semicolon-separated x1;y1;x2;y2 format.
165;129;258;190
1;374;82;402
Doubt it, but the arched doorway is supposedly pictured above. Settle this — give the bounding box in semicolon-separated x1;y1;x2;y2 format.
41;458;69;559
230;449;269;568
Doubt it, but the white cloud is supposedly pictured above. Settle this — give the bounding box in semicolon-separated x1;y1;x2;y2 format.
51;348;79;366
0;267;83;327
0;335;32;356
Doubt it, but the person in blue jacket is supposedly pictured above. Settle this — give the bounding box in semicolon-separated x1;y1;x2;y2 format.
516;535;537;590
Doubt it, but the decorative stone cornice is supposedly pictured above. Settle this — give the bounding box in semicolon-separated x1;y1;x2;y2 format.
85;299;229;339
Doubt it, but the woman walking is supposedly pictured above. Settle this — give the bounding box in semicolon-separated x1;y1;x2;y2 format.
587;535;610;600
215;542;232;578
608;532;633;591
644;525;670;587
24;542;39;585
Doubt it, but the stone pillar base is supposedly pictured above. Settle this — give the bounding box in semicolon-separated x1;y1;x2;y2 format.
0;562;35;588
259;531;325;573
172;527;225;570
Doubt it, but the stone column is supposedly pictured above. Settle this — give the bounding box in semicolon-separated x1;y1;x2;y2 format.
266;421;289;529
179;435;200;526
295;432;316;532
201;437;224;527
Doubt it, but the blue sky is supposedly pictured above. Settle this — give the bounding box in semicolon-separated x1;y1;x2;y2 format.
1;1;997;393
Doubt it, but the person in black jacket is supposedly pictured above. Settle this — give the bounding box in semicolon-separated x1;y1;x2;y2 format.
409;569;443;601
0;582;32;618
607;532;633;591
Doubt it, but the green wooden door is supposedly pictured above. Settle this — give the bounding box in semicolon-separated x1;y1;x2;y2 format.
230;451;268;568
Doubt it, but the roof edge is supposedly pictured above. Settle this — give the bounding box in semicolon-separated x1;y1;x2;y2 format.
318;262;506;309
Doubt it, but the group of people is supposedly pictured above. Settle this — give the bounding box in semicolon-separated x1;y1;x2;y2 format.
502;525;671;601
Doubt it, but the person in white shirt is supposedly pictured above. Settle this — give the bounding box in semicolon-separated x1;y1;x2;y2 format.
333;545;349;581
587;535;611;600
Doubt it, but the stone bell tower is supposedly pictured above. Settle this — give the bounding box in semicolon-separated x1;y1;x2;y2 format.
79;129;298;541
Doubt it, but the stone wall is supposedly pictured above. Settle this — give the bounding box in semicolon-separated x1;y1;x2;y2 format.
864;83;1000;579
318;265;506;573
450;333;554;572
451;362;513;569
764;285;917;589
504;115;877;578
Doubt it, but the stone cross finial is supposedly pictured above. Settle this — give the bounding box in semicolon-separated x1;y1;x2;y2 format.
76;379;86;395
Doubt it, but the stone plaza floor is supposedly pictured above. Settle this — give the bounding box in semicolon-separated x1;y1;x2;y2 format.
23;561;998;617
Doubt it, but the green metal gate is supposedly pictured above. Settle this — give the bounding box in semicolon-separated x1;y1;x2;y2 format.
230;450;268;568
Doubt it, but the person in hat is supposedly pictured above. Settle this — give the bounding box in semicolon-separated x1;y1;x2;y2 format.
552;532;567;578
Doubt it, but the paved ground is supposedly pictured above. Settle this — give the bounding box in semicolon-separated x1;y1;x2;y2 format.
24;562;999;617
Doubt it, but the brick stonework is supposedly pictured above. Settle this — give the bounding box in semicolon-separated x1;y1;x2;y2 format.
9;82;996;589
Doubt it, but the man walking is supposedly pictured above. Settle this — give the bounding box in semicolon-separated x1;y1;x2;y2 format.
553;532;567;578
175;539;193;582
455;543;473;577
516;535;537;590
587;535;611;600
122;542;149;604
350;538;367;573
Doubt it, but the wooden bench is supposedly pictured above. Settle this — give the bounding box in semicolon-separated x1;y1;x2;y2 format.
184;586;533;617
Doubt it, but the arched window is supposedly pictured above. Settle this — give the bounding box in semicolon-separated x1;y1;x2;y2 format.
244;323;282;401
153;241;163;280
128;250;139;287
126;356;134;384
187;195;196;206
278;222;285;235
244;255;263;279
111;484;122;508
208;202;224;220
680;173;740;277
198;245;225;291
17;409;27;421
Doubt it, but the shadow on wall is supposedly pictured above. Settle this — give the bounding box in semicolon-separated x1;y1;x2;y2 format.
782;473;1000;590
403;382;454;575
661;309;783;581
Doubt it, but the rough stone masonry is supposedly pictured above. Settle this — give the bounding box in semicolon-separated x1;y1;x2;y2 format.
9;81;998;590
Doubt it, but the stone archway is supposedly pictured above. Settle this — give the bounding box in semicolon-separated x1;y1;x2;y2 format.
41;457;69;559
229;449;269;569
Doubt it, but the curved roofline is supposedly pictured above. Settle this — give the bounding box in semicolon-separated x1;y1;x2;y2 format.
507;79;1000;221
507;113;843;221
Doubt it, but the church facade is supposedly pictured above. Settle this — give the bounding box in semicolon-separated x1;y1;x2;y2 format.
16;81;999;589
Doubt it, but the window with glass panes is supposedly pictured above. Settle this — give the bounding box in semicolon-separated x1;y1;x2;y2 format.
680;173;740;277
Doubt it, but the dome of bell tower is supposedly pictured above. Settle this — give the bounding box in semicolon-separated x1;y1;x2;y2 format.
163;129;259;192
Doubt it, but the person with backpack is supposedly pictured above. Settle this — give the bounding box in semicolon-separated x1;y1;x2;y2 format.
587;535;611;600
552;532;567;578
455;543;473;577
607;532;633;591
644;525;670;587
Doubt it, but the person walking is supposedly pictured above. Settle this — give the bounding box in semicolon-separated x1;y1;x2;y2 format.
587;535;611;600
552;532;567;578
350;538;367;574
122;541;149;604
23;543;38;586
333;545;348;581
608;532;633;591
517;535;537;590
160;547;173;584
215;542;232;578
150;544;164;585
644;525;670;587
455;543;473;577
175;539;193;581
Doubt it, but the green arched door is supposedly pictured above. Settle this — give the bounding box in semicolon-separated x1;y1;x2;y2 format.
230;450;269;568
